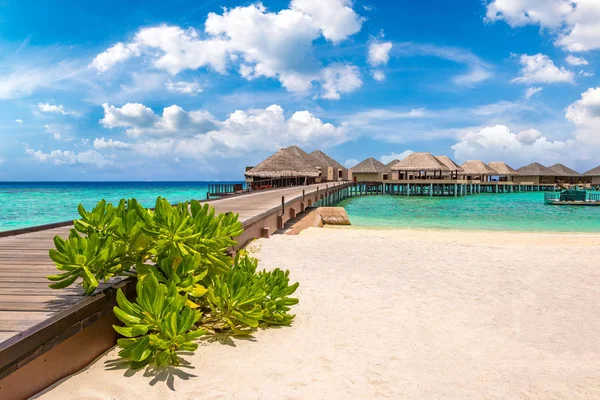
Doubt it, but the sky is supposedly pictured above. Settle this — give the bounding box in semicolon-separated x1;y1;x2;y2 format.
0;0;599;181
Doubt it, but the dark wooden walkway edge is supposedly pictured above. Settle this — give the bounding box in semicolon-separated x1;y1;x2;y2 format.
0;181;351;399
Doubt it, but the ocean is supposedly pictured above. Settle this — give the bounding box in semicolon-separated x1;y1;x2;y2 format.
338;192;600;232
2;183;600;233
0;181;240;232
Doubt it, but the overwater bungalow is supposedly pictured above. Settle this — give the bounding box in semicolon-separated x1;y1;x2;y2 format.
488;161;519;182
514;162;556;185
351;158;391;182
549;163;582;185
286;145;329;183
583;166;600;186
435;155;463;179
391;152;450;180
385;159;400;179
310;150;350;181
460;160;498;182
245;146;320;189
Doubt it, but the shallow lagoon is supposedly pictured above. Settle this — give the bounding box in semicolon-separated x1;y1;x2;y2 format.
339;192;600;232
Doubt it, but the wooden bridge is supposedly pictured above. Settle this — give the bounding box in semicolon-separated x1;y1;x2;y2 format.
0;181;351;399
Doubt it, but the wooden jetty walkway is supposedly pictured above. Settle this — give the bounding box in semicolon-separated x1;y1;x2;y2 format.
0;181;350;399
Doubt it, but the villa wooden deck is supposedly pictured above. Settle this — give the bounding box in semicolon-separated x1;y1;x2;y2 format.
0;181;349;397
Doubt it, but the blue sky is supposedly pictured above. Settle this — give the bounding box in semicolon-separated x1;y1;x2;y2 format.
1;0;599;181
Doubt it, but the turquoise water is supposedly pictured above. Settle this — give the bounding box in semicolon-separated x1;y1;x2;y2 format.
338;193;600;232
0;182;241;232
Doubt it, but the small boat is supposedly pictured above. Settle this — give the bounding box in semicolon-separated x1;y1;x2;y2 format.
544;189;600;206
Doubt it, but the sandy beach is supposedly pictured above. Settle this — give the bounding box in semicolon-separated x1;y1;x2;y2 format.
38;227;600;399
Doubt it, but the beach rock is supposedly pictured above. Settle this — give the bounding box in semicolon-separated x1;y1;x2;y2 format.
316;207;351;225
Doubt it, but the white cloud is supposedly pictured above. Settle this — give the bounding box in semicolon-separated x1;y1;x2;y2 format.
566;86;600;144
319;63;362;100
100;103;218;137
380;150;413;164
38;103;78;116
90;42;141;73
165;80;203;95
524;86;543;99
100;103;351;159
0;156;4;165
372;70;386;81
511;54;574;84
578;70;595;78
25;148;112;168
343;158;359;168
93;137;131;150
486;0;600;52
451;125;572;166
368;40;393;66
565;55;588;66
89;1;365;98
15;119;23;125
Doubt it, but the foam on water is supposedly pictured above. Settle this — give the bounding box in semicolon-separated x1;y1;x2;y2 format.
339;192;600;232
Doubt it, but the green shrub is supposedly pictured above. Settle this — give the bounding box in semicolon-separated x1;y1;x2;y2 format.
48;197;299;368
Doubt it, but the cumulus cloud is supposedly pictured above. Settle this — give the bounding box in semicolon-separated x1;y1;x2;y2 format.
15;119;23;125
320;63;362;100
486;0;600;52
452;125;572;166
524;86;543;99
368;40;393;66
89;1;364;98
25;148;112;168
511;54;574;84
380;150;413;165
372;70;386;81
93;137;131;150
100;103;218;137
368;34;392;83
565;55;588;66
90;42;141;73
99;103;350;159
165;80;203;95
44;124;73;141
566;87;600;144
38;103;78;116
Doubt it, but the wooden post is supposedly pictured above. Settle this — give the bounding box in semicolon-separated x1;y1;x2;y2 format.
261;227;270;239
290;207;296;219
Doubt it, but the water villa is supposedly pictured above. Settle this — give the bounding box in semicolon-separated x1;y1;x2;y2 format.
514;162;556;188
460;160;498;182
549;163;582;185
435;155;464;179
310;150;350;182
385;159;401;180
351;158;391;182
584;166;600;186
245;146;321;189
488;161;518;182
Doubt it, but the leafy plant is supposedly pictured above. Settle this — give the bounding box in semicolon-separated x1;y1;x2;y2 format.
48;197;299;369
113;275;206;368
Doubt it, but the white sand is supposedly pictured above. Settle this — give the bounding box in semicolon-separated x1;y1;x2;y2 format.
38;228;600;399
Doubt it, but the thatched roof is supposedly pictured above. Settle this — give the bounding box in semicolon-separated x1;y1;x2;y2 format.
549;163;581;176
488;161;519;176
517;162;555;176
310;150;345;170
584;166;600;176
391;152;449;171
245;147;320;178
286;145;326;170
385;159;400;168
435;155;463;172
461;160;498;175
351;158;391;173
